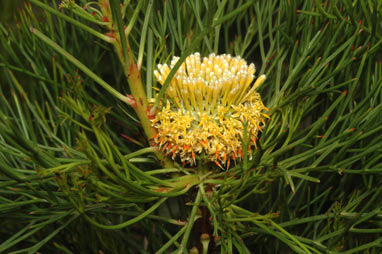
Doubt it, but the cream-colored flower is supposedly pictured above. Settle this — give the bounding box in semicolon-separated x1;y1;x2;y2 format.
153;53;268;168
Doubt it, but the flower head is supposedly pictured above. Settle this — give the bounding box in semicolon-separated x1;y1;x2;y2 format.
153;53;268;168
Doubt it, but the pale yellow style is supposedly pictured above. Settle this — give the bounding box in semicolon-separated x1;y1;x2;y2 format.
153;53;268;168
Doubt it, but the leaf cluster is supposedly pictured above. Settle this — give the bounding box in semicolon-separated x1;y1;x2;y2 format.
0;0;382;253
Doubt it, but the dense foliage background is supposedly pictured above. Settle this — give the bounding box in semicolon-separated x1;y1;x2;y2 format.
1;0;382;253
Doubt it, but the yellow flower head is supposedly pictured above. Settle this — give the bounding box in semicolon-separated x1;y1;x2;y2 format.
153;53;268;168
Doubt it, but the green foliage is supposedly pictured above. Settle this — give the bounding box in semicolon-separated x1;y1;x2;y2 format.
1;0;382;253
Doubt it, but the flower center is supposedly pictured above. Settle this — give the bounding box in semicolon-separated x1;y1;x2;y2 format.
153;53;268;168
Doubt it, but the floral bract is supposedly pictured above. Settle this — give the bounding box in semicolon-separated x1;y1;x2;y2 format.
153;53;268;168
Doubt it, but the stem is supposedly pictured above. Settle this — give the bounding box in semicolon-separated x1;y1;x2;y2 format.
179;188;202;254
104;0;173;167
